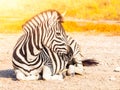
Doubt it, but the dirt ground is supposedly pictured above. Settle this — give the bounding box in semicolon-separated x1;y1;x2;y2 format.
0;32;120;90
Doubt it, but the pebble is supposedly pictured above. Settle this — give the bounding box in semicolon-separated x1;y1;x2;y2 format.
114;67;120;72
109;76;116;81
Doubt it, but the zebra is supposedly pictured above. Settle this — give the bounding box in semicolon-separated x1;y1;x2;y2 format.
12;10;72;80
15;35;83;80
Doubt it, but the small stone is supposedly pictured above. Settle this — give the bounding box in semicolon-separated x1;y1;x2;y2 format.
109;76;116;81
114;67;120;72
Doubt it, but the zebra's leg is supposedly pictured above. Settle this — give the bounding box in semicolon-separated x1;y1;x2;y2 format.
67;58;83;76
42;65;63;81
67;65;75;76
74;62;83;75
15;69;41;80
67;63;83;76
15;69;27;80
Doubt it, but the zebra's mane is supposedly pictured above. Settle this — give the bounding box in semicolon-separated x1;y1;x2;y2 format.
22;10;63;32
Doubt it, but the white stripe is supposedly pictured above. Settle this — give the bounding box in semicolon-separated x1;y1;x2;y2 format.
38;14;44;22
43;12;48;21
26;40;36;62
28;20;35;29
47;11;52;19
34;16;41;24
54;53;60;73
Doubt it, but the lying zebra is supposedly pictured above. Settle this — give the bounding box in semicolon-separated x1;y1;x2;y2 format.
12;10;98;81
14;35;98;81
13;35;81;81
12;10;72;81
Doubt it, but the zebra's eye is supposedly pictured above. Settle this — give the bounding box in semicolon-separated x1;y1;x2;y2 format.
56;32;61;36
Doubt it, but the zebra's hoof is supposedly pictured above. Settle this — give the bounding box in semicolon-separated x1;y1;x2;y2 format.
67;65;75;76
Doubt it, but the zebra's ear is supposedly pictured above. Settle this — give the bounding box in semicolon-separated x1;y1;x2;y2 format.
62;11;67;17
61;11;67;22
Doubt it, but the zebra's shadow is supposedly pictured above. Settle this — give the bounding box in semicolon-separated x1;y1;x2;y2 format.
0;69;16;80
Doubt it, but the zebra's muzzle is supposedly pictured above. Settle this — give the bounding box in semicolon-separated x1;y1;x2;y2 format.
66;45;73;59
59;45;72;54
60;45;73;62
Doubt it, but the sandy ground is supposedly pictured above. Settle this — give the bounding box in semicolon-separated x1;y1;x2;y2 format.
0;32;120;90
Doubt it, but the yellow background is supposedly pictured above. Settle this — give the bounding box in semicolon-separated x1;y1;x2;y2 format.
0;0;120;35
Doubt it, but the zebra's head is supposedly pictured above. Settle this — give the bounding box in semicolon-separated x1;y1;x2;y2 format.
23;10;72;55
43;10;72;55
61;45;73;61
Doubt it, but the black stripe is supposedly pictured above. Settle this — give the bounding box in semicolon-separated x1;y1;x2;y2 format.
70;40;74;45
50;49;57;74
57;53;62;71
12;61;30;73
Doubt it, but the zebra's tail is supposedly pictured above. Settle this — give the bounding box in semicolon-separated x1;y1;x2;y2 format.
79;53;99;66
82;59;99;66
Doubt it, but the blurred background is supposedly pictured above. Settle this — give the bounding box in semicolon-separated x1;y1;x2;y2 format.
0;0;120;35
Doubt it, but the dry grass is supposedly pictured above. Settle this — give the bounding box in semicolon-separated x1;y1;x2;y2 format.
0;0;120;35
